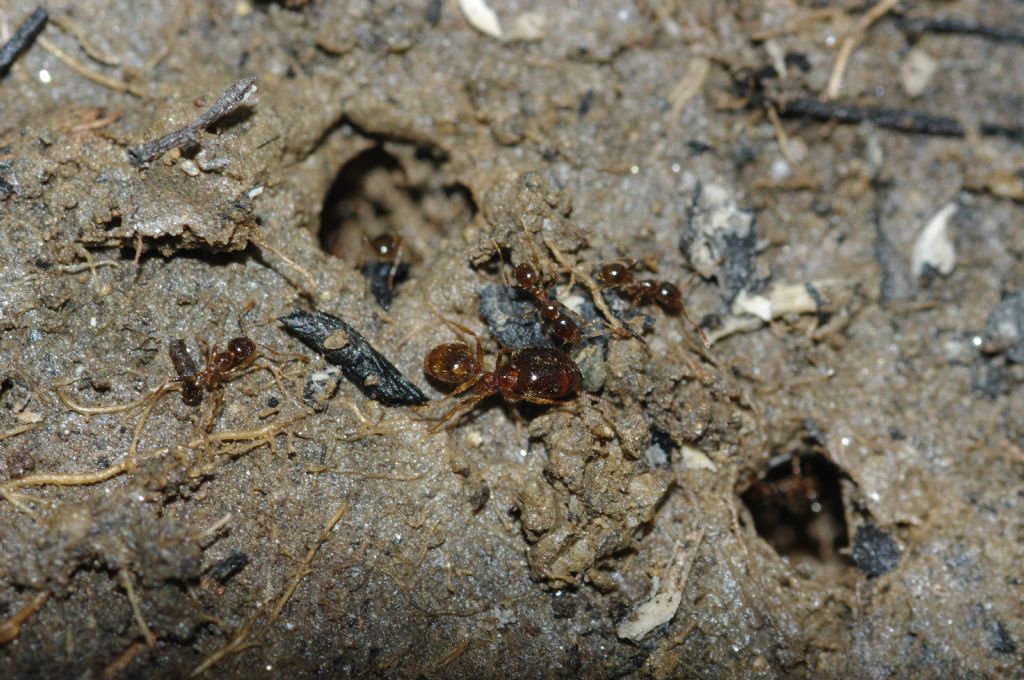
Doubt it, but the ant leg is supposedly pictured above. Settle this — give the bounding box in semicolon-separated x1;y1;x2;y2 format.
385;236;404;291
127;381;178;459
676;272;709;348
426;392;488;434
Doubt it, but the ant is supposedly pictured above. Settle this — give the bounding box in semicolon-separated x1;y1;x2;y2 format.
494;242;585;346
55;306;293;457
168;336;257;406
422;317;582;432
596;260;708;345
595;260;683;312
361;233;407;309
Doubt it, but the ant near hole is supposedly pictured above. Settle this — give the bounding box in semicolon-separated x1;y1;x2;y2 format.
595;260;708;346
361;233;408;310
421;316;583;433
55;303;298;458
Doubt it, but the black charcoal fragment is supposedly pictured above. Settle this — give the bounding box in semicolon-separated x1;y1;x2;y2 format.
852;524;901;577
362;260;409;310
478;284;551;349
280;310;427;406
0;8;47;78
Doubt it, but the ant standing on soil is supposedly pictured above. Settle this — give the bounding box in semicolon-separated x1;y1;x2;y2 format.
422;317;583;432
596;260;708;345
494;240;585;346
595;260;683;312
364;233;404;290
168;336;257;406
56;305;290;456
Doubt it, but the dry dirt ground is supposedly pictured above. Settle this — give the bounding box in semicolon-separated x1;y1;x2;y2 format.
1;1;1022;678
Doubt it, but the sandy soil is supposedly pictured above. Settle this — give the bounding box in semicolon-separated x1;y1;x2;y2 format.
1;1;1022;677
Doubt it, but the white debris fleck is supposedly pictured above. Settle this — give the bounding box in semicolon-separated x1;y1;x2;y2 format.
179;159;201;177
38;69;52;84
680;446;717;471
458;0;503;37
900;48;938;98
911;202;957;277
617;530;704;641
508;12;546;41
734;290;772;321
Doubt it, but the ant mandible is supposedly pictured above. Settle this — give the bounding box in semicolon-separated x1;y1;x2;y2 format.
422;317;582;432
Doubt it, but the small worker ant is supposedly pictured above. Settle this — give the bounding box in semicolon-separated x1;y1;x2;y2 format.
361;233;408;310
168;336;257;406
494;241;585;345
596;260;708;345
595;261;683;312
55;306;294;458
422;317;583;432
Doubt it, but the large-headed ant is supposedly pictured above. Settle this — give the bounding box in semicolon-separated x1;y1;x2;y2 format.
422;317;582;432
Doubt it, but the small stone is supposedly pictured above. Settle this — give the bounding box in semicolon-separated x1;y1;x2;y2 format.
900;48;937;98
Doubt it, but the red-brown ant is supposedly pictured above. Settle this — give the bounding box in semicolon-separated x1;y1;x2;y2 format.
56;306;292;458
168;336;257;406
595;261;683;312
596;260;708;345
494;241;584;345
422;317;582;432
365;233;404;289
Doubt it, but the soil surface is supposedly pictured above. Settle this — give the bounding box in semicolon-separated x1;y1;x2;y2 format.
1;1;1022;678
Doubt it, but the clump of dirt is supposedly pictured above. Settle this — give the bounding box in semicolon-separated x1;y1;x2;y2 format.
1;0;1022;677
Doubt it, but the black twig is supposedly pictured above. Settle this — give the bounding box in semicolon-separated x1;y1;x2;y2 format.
280;310;428;406
127;76;257;166
777;98;964;137
897;16;1024;46
776;97;1024;143
0;7;47;78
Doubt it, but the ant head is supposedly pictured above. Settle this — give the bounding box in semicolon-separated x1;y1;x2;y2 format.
370;234;401;258
424;343;480;385
514;263;542;290
597;262;633;286
227;336;257;360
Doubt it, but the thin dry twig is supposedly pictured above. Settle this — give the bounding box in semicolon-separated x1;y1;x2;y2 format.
269;501;349;622
0;591;50;645
826;0;901;99
49;10;120;66
37;35;145;96
127;76;256;165
119;569;156;648
542;237;624;333
0;421;41;442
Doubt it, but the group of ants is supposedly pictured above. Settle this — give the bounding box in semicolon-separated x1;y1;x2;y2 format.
59;232;702;439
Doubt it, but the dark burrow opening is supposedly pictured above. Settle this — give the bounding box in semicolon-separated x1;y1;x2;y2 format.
740;452;852;569
317;142;475;308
